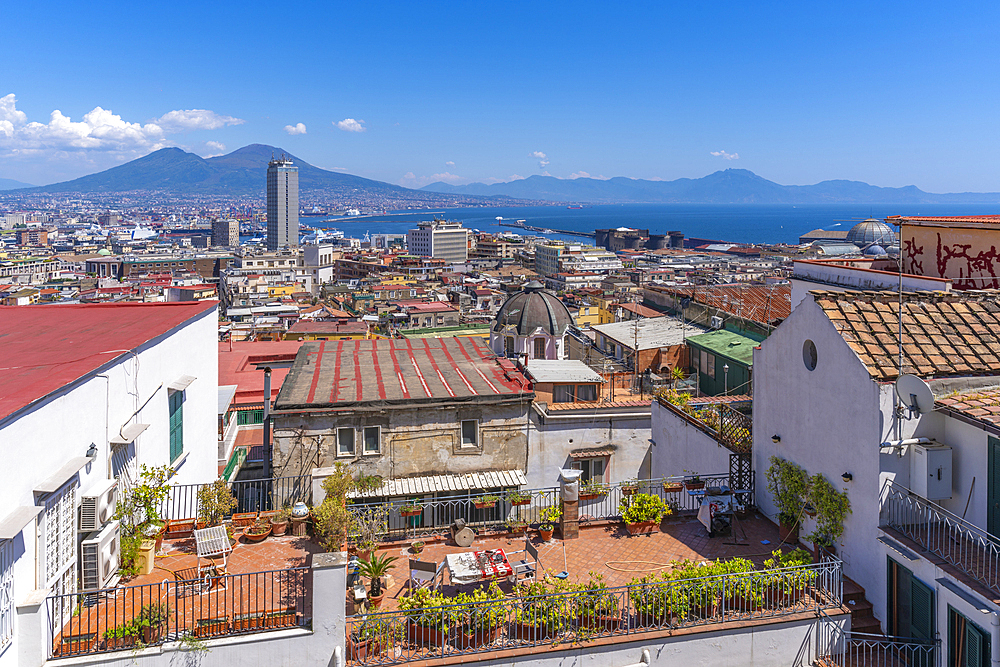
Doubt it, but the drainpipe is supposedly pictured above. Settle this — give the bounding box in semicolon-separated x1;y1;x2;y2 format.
619;649;650;667
333;645;344;667
263;367;272;477
991;612;999;667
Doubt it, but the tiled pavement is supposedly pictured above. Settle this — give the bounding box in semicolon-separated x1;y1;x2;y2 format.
369;511;791;612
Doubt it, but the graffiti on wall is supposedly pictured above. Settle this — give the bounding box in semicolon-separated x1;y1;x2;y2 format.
904;231;1000;290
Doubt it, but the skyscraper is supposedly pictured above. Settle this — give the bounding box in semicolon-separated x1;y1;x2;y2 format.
267;157;299;251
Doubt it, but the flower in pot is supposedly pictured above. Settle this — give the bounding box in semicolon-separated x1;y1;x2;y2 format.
399;587;458;645
270;507;291;536
683;470;705;490
620;479;640;496
513;577;569;639
538;504;562;541
578;481;609;500
473;494;500;509
135;602;169;644
243;516;272;543
411;540;425;554
358;551;399;609
508;490;532;506
102;623;139;650
507;519;528;535
399;502;423;517
349;617;396;660
662;477;684;493
573;571;620;629
622;492;670;534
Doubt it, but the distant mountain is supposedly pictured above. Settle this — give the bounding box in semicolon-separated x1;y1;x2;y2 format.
423;169;1000;204
14;145;505;203
0;178;35;190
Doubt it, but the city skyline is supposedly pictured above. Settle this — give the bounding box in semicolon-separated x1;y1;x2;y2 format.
2;1;999;193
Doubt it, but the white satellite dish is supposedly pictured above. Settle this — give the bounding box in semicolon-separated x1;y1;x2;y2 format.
895;374;935;417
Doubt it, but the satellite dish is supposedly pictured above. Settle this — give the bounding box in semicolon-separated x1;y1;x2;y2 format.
895;374;934;416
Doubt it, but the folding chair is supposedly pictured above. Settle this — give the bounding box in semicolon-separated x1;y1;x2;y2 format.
409;559;443;591
509;540;539;583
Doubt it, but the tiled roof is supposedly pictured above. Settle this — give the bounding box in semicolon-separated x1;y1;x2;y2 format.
546;398;651;411
887;215;1000;226
937;388;1000;428
645;284;792;324
811;289;1000;381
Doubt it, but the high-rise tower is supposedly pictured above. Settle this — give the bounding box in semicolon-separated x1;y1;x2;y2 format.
266;156;299;251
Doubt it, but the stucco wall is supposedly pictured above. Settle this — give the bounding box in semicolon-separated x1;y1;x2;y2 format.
903;224;1000;289
650;400;732;480
272;402;530;480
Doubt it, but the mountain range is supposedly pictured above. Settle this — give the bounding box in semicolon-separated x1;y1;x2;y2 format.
423;169;1000;204
0;178;35;191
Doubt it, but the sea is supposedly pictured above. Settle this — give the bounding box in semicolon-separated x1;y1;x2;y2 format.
303;203;1000;247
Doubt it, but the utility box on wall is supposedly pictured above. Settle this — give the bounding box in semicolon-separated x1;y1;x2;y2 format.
910;442;953;500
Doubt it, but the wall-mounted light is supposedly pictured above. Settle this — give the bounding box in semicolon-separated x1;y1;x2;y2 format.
771;435;781;443
842;472;853;483
86;443;99;461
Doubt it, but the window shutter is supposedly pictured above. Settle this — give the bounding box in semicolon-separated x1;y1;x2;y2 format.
909;577;934;641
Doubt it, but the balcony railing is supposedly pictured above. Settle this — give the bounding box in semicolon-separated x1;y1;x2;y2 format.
658;397;752;454
880;480;1000;596
346;473;747;543
160;474;313;521
345;560;842;665
46;567;309;658
816;609;939;667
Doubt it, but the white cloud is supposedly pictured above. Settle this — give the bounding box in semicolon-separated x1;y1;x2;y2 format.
153;109;244;132
335;118;366;132
201;141;227;157
284;122;307;135
568;171;590;179
710;150;739;160
445;161;454;166
529;150;550;168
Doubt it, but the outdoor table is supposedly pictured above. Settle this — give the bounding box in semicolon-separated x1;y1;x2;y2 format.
697;494;734;535
445;549;513;585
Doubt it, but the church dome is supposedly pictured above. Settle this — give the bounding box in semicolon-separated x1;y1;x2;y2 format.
863;244;887;256
96;248;112;256
846;219;895;248
492;281;573;336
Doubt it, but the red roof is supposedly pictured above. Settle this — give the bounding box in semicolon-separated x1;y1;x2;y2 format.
0;301;218;420
888;215;1000;225
218;340;307;405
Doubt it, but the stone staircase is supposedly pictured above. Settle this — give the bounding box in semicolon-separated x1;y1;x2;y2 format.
843;576;882;634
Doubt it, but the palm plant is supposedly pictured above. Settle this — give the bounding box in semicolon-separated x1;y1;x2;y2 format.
358;552;399;598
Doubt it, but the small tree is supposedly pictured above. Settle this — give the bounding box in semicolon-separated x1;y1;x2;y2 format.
765;456;809;527
197;479;238;526
312;463;357;552
113;464;174;577
807;473;851;547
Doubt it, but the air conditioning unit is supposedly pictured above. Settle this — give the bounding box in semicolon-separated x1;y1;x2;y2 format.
81;520;120;591
711;316;724;329
79;478;117;532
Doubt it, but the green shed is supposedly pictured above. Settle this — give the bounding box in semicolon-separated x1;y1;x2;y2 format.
687;328;760;396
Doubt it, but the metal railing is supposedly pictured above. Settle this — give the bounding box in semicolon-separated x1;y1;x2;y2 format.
345;560;842;665
658;397;753;454
816;609;938;667
346;473;745;543
881;480;1000;596
160;475;313;521
47;567;310;658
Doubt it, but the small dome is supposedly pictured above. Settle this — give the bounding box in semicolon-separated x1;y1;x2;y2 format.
97;248;112;256
492;281;573;336
863;244;888;256
846;219;895;248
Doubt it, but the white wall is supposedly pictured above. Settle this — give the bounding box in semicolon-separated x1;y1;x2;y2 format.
650;400;731;481
527;407;651;488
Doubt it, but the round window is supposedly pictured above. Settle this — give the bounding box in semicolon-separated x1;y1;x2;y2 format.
803;339;818;371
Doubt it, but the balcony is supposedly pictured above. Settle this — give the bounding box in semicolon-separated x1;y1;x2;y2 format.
657;395;752;455
881;479;1000;602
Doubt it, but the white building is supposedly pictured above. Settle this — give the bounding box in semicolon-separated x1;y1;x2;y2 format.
0;301;218;666
266;157;299;251
406;220;469;263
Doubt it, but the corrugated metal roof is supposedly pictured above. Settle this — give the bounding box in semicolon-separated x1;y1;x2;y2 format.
348;469;528;499
525;360;603;384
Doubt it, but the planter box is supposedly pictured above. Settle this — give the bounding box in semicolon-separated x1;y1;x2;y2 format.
194;618;229;638
348;635;383;661
102;635;137;650
507;525;528;535
510;622;556;641
474;501;496;509
578;493;605;501
265;608;298;628
576;613;621;631
458;626;501;648
407;621;448;646
621;487;638;496
231;512;258;528
689;599;720;620
765;586;804;609
625;520;660;535
258;510;279;522
243;527;271;543
663;484;684;493
232;613;264;633
510;499;531;506
140;623;166;644
165;518;195;538
684;481;706;491
400;509;422;517
635;610;672;628
54;633;95;656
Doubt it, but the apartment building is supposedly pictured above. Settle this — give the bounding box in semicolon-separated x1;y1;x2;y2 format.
406;220;469;263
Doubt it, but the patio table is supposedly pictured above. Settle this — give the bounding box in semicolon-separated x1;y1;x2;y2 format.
445;549;513;585
697;494;734;534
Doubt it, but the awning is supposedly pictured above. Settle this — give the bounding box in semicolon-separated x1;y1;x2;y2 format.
110;423;149;445
168;375;196;391
34;457;90;493
218;385;238;414
349;469;528;499
0;505;42;540
569;449;614;458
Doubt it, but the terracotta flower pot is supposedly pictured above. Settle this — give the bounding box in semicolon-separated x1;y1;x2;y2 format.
243;528;270;543
55;633;95;656
663;483;684;494
270;520;288;536
578;493;603;501
165;518;195;539
348;635;383;661
626;520;659;535
511;622;555;641
459;626;501;648
684;481;706;491
232;613;264;632
264;609;298;628
194;618;229;638
232;512;258;528
474;501;496;509
401;509;422;517
539;527;554;541
407;621;448;646
621;487;638;496
576;612;621;630
510;499;531;506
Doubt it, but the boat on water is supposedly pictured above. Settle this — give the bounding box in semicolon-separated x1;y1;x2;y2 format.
567;205;583;209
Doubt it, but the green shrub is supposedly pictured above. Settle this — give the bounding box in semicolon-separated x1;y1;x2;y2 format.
622;493;670;524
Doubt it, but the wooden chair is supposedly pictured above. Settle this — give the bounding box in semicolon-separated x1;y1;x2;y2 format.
409;559;443;592
509;540;539;583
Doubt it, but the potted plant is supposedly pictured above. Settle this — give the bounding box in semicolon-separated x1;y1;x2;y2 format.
513;577;568;640
578;481;608;500
662;477;684;494
411;540;425;555
622;492;670;534
113;464;173;576
716;558;761;614
269;507;291;536
538;504;562;541
683;470;705;491
765;456;809;542
264;608;298;628
399;502;423;517
457;581;506;648
358;551;399;609
102;623;139;650
507;519;528;535
54;632;96;656
197;478;238;527
231;510;258;529
356;474;384;495
473;494;500;509
629;571;677;627
136;603;169;644
399;587;456;645
807;473;851;559
194;616;229;637
573;571;620;630
762;548;813;608
311;464;356;552
352;503;391;560
508;490;532;506
348;618;393;661
620;479;640;496
233;611;264;632
243;516;272;543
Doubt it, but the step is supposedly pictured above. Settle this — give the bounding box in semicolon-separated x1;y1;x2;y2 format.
850;615;883;634
846;598;874;619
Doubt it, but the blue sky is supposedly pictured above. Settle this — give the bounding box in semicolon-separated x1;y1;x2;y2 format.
2;1;999;191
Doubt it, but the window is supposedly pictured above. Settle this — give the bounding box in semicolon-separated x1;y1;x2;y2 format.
699;350;715;379
533;337;546;359
577;384;597;402
571;458;606;484
803;339;818;371
168;390;184;462
461;420;478;448
363;426;380;454
692;350;700;374
887;558;935;646
950;606;990;667
505;337;514;356
553;385;575;403
337;428;355;456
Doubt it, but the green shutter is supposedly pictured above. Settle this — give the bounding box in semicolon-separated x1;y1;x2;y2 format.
967;620;990;667
909;576;934;642
169;391;183;461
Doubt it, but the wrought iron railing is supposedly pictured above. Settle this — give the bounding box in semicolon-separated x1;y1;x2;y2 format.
46;567;309;658
160;475;312;521
658;397;753;454
346;473;746;543
816;609;938;667
346;560;842;665
881;480;1000;596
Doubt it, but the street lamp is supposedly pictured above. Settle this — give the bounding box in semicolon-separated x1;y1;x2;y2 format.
723;363;730;396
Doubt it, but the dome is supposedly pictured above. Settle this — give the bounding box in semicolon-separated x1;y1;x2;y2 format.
492;281;573;336
863;244;888;256
846;219;895;248
96;248;112;256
